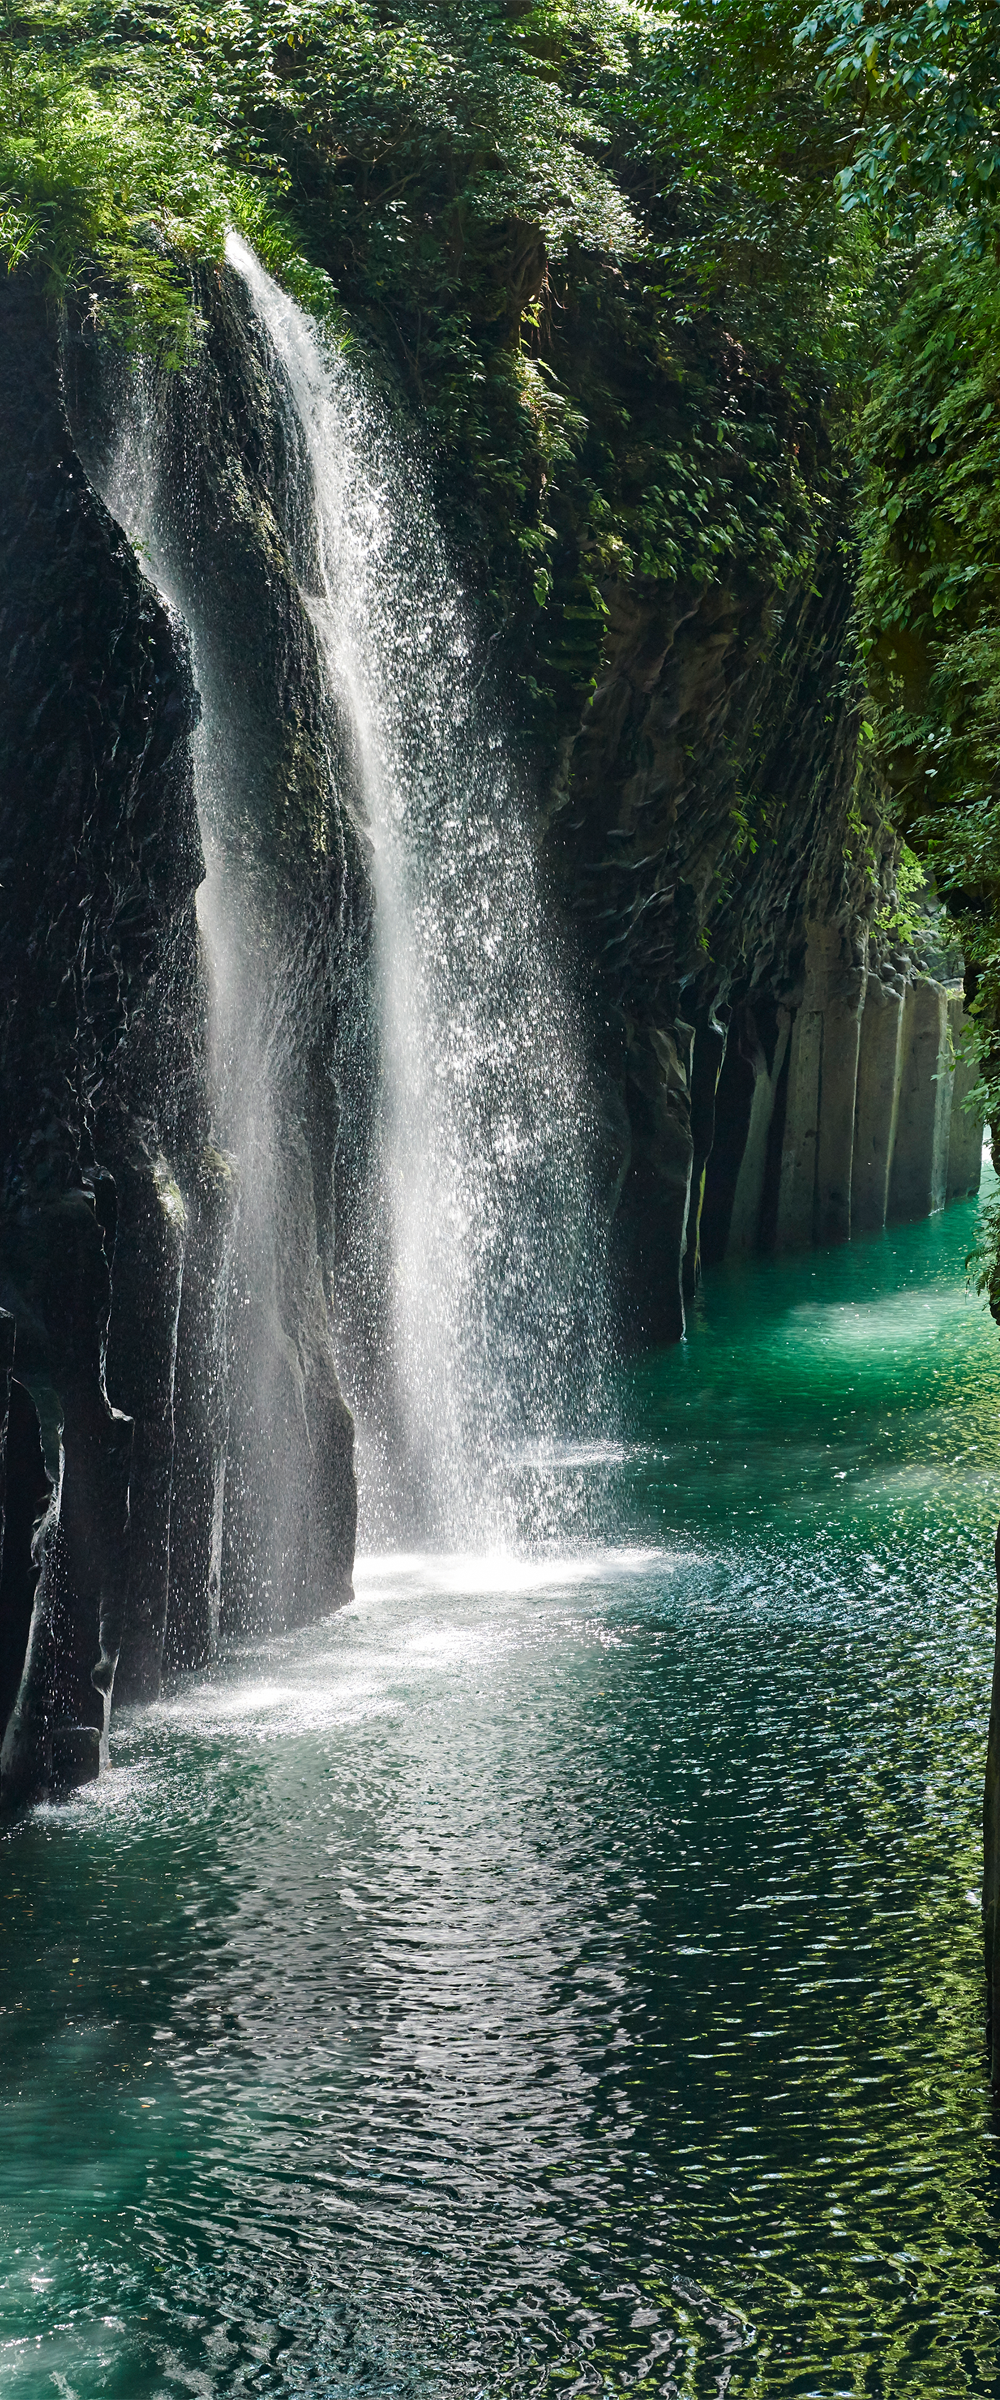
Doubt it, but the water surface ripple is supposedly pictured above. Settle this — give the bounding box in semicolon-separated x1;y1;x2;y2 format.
2;1191;1000;2394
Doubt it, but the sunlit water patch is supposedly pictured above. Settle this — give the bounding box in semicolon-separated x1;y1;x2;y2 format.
2;1185;1000;2393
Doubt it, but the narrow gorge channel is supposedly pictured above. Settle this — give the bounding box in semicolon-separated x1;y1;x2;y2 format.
1;1187;997;2393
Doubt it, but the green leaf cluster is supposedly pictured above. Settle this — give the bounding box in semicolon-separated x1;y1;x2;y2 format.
799;0;1000;226
0;8;227;350
0;0;638;340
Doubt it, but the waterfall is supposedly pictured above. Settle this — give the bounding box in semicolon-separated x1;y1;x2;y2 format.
80;239;608;1619
226;237;608;1551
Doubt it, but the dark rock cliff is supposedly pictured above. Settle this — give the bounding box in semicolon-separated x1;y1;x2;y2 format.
0;269;367;1802
548;519;980;1345
0;269;202;1798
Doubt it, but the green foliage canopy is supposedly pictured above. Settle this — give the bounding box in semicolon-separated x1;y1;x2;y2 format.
0;0;881;855
799;0;1000;224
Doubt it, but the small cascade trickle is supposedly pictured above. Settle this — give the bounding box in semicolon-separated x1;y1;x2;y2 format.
227;236;610;1551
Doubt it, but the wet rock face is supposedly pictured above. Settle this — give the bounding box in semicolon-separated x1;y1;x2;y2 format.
0;271;204;1801
551;539;856;1337
0;278;203;1215
0;271;366;1799
552;532;981;1337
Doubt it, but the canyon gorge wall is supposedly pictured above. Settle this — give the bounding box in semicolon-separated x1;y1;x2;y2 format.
547;534;982;1345
0;251;982;1800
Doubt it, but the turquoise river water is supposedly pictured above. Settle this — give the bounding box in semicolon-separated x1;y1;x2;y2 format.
3;1179;1000;2396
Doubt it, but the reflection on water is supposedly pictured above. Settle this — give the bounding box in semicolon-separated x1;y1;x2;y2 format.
2;1186;1000;2393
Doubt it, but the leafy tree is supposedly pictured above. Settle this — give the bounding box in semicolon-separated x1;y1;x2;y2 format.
799;0;1000;225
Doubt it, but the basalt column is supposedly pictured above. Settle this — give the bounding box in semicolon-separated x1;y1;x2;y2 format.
728;1011;791;1258
682;1011;728;1303
887;977;953;1222
617;1024;694;1345
775;925;867;1249
947;992;984;1202
852;972;905;1234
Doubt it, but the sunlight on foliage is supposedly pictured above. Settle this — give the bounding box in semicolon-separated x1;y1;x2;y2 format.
798;0;1000;226
873;839;928;945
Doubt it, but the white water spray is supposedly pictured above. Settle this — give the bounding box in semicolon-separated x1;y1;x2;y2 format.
227;238;608;1548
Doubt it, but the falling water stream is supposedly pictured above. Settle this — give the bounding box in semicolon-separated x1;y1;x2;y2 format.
224;236;606;1549
92;238;607;1555
2;1184;1000;2395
